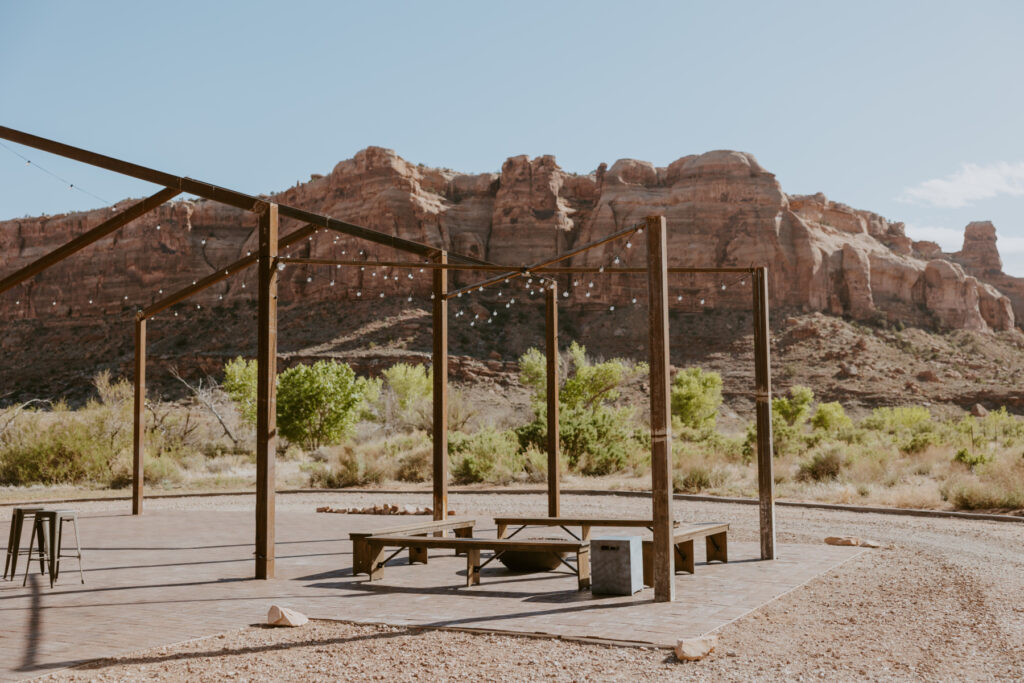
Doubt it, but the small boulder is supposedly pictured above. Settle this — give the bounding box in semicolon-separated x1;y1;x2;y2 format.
859;539;882;548
971;403;988;417
825;536;860;546
916;369;939;382
838;362;859;378
675;635;718;661
268;605;308;627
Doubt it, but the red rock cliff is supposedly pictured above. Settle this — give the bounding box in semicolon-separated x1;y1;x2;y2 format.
1;147;1019;332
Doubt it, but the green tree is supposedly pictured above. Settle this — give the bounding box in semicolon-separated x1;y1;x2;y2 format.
277;361;366;450
671;367;723;431
773;385;815;427
222;358;365;450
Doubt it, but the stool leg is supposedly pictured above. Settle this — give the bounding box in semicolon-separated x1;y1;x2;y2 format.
71;519;84;584
54;518;63;584
22;520;39;587
4;510;20;580
36;518;47;575
48;515;57;588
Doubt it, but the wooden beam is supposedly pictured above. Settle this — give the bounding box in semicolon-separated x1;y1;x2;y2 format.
432;251;449;521
545;283;560;517
0;188;179;295
753;266;777;560
646;215;675;602
132;317;146;516
255;203;278;579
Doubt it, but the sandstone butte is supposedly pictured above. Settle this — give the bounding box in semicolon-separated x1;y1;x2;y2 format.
1;147;1021;333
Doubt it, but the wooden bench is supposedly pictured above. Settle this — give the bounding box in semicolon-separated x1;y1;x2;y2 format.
364;536;591;590
350;518;476;575
494;516;681;542
641;522;729;586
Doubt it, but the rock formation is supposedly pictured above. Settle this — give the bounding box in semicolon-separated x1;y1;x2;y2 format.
1;147;1020;333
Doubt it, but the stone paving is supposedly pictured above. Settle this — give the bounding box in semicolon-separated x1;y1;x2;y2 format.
0;505;862;681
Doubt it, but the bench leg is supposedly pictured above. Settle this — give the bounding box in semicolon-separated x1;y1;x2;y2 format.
495;523;507;539
367;546;388;582
466;549;481;586
581;526;591;542
706;532;728;564
352;539;368;575
577;547;591;590
409;545;428;565
674;539;695;574
454;527;472;555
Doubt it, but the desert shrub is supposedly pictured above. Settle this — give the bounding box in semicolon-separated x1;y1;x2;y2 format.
276;360;365;450
811;402;853;433
670;367;723;431
222;357;259;425
363;363;434;432
450;427;522;484
797;449;844;482
941;459;1024;510
861;405;933;435
306;446;390;488
109;454;183;489
517;342;646;475
952;448;990;470
773;385;815;427
901;431;940;454
673;465;728;493
395;442;433;482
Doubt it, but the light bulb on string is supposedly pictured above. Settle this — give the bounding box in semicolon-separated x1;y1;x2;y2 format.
721;284;726;290
330;281;335;287
700;298;705;305
277;262;286;271
356;291;362;297
562;291;569;298
609;305;615;311
306;276;312;283
625;241;632;249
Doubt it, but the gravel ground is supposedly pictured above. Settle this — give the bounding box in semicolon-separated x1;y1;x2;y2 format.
29;491;1024;682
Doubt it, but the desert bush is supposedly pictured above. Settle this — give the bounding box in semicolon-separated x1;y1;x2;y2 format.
306;446;390;488
941;455;1024;510
450;427;522;484
670;367;723;431
861;405;933;435
773;385;815;427
517;342;646;475
395;442;433;482
673;465;728;493
797;449;844;482
811;402;853;433
952;447;990;470
222;357;259;425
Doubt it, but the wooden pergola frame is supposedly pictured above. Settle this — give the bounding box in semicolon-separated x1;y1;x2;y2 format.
0;127;776;603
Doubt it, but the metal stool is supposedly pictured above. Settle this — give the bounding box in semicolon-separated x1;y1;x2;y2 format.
22;509;84;587
4;506;46;581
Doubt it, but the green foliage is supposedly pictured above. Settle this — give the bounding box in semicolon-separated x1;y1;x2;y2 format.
798;449;844;482
305;447;388;488
362;363;434;432
811;402;852;433
670;367;723;431
773;385;815;427
517;342;646;476
861;406;933;435
953;448;990;470
450;427;522;484
223;358;366;450
276;361;366;450
222;357;258;425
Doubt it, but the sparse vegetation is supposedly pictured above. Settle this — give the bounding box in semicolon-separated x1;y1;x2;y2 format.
2;344;1023;513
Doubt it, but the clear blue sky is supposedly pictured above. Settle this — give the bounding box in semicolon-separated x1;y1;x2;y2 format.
3;1;1023;273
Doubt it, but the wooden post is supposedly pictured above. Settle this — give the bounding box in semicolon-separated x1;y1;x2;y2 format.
646;214;675;602
545;283;560;517
753;266;777;560
132;316;146;516
432;250;449;521
255;202;278;579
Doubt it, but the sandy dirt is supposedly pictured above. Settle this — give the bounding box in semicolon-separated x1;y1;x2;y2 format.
23;491;1022;682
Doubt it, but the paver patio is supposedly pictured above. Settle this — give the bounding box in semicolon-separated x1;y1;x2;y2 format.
0;506;862;681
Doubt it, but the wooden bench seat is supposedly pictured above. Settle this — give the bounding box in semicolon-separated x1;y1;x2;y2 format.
350;518;475;575
641;522;729;586
494;516;681;542
364;535;591;590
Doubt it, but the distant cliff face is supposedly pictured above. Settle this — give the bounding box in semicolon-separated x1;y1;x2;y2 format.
0;147;1019;332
